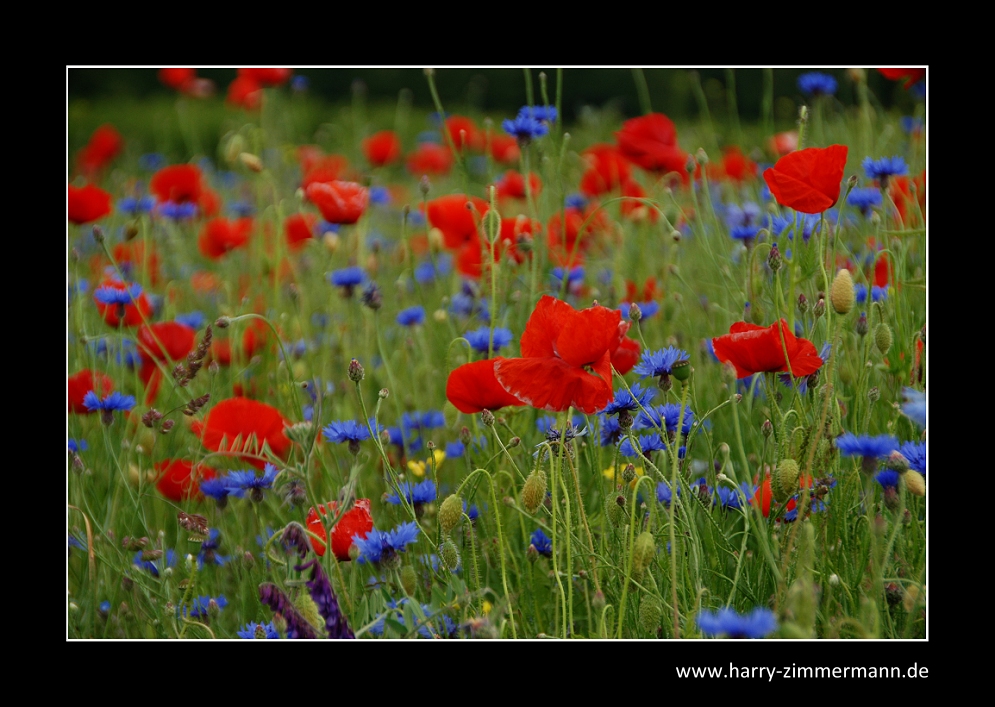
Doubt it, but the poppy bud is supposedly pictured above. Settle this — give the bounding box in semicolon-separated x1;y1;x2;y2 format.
439;539;461;571
239;152;263;173
813;298;826;318
606;494;627;528
633;531;656;576
482;208;501;244
773;458;800;503
768;243;782;273
830;269;855;315
439;494;463;535
797;293;809;314
508;436;521;448
398;565;418;596
847;174;859;188
349;359;366;383
215;316;230;329
419;175;431;196
522;469;547;514
622;464;636;484
92;225;105;243
639;596;662;634
855;312;868;337
685;154;697;174
874;323;893;355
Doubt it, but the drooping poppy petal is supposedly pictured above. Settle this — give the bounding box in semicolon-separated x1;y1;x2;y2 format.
445;358;527;414
68;184;112;225
306;499;375;561
155;459;216;502
711;320;823;379
762;145;848;214
610;335;641;375
494;351;613;414
197;398;292;469
555;304;627;368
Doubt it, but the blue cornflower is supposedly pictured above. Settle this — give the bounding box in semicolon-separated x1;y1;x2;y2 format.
599;415;622;447
529;529;553;558
224;464;279;502
633;346;689;380
134;549;176;577
901;116;924;134
69;534;86;551
901;388;926;428
328;266;366;289
68;439;88;454
139;153;166;171
397;305;425;326
724;201;762;228
874;469;901;491
715;483;751;510
503;114;548;143
368;598;456;638
291;74;309;92
837;433;899;472
174;311;205;329
899;441;925;475
635;403;694;437
228;201;255;218
199;477;233;507
323;420;371;445
518;105;557;123
697;607;778;638
317;220;340;235
730;224;760;243
854;284;888;304
620;433;667;457
401;410;445;434
197;528;230;568
414;253;452;283
863;156;909;182
656;481;680;506
551;266;585;287
619;300;660;320
564;193;588;210
386;479;437;506
465;326;513;354
179;595;228;619
368;187;391;206
118;196;156;214
445;440;465;457
797;72;838;96
93;282;142;306
354;521;420;566
83;391;136;424
157;200;198;220
99;600;111;615
849;187;883;215
536;415;585;434
237;621;280;639
601;383;655;416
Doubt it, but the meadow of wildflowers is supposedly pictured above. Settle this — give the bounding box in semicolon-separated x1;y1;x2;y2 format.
68;67;926;644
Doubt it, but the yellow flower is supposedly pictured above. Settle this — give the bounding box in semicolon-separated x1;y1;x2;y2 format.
407;449;446;477
602;464;645;489
482;600;492;615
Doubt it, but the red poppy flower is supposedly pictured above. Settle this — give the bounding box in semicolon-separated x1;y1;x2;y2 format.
69;369;115;414
301;153;350;190
68;183;112;225
873;252;892;289
238;67;292;86
888;171;926;226
752;471;773;518
768;130;799;157
306;498;375;560
445;115;483;152
455;236;483;279
75;124;123;179
193;397;292;469
159;67;196;92
226;75;263;110
150;164;203;204
446;358;529;414
154;458;217;502
284;212;317;250
425;194;489;249
489;133;520;164
619;179;656;222
113;241;162;286
762;144;848;214
611;335;641;376
615;113;690;177
625;277;659;304
579;144;632;196
406;143;453;177
494;170;542;200
546;206;610;266
717;146;757;183
493;296;629;414
305;181;368;225
711;320;823;379
198;217;254;259
877;68;925;89
491;216;538;265
93;278;153;328
362;130;402;167
137;321;197;402
240;317;272;360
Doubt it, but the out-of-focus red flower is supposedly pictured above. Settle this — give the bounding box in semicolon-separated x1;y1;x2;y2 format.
494;170;542;201
75;124;123;179
240;317;271;360
154;458;217;502
717;146;757;183
284;212;317;250
69;369;114;414
425;194;489;249
406;142;453;177
445;115;483;152
199;187;221;218
493;295;629;414
615;113;689;177
768;131;799;157
888;170;925;226
712;320;823;379
489;133;520;164
306;499;375;560
238;67;293;86
619;179;656;222
193;397;292;469
198;218;254;259
94;278;153;328
113;241;162;287
362;130;402;167
301;153;350;190
762;144;848;214
150;164;203;204
446;358;529;414
305;181;368;225
159;68;196;92
579;144;632;196
227;75;262;110
68;183;112;225
873;252;892;289
137;321;196;403
625;277;659;304
546;206;610;267
877;68;926;89
191;270;219;294
492;216;538;265
611;335;641;375
455;235;483;279
752;471;773;517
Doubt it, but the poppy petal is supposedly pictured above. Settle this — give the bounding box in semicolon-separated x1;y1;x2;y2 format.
762;145;848;214
446;358;527;414
495;353;613;414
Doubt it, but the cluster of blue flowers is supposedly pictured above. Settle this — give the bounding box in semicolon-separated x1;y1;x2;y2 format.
353;521;420;566
503;105;555;143
863;156;908;181
386;480;437;507
797;72;838;96
200;465;279;504
696;607;778;638
465;326;513;354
